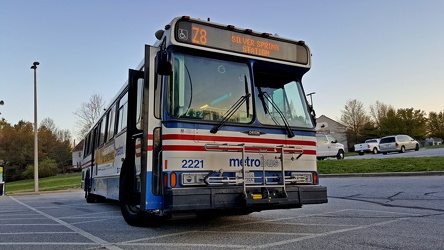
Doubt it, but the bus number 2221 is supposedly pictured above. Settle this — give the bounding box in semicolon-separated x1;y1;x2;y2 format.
181;159;204;168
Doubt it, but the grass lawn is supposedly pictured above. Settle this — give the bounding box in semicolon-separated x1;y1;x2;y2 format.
4;172;82;194
318;156;444;174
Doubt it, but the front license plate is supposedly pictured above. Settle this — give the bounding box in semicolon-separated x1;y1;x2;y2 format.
244;172;255;184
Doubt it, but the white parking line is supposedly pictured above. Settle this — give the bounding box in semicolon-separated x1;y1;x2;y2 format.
250;216;411;249
8;196;123;250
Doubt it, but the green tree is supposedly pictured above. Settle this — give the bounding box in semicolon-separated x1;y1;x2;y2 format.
428;111;444;139
0;118;72;181
397;108;427;139
0;120;34;181
380;108;427;139
369;101;394;136
39;118;72;173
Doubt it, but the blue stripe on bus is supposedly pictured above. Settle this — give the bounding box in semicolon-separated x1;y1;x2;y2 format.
162;121;316;137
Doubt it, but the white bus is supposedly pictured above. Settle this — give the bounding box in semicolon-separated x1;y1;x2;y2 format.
81;16;327;226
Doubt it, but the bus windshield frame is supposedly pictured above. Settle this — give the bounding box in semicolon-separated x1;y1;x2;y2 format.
165;51;314;129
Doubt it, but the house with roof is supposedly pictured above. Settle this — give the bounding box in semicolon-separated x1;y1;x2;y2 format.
70;139;84;172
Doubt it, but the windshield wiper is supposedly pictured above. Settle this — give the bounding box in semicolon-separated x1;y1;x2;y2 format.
210;77;250;134
257;86;279;125
257;88;295;138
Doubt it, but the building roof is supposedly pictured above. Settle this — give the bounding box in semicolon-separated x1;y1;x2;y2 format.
73;139;84;151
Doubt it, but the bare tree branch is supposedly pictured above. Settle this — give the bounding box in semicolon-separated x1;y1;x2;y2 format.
340;99;371;143
369;101;394;128
73;94;106;139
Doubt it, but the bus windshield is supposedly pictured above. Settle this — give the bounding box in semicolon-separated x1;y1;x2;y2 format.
167;52;314;128
167;53;252;123
254;69;314;128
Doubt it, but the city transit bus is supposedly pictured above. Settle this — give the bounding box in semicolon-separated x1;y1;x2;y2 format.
81;16;327;226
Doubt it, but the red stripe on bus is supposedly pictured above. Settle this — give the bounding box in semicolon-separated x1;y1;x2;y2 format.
163;145;205;151
162;134;316;146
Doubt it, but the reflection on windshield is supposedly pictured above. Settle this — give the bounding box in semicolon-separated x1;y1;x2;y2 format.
255;79;314;128
167;53;252;123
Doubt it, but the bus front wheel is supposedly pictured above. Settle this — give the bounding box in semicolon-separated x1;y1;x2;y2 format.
119;175;160;227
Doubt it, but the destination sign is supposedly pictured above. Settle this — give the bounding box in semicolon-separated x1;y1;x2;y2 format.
175;21;308;64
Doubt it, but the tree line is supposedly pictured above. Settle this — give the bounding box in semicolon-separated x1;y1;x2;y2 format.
340;99;444;149
0;118;72;181
0;93;106;182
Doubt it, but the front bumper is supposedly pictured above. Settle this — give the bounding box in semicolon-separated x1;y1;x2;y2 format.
164;185;328;212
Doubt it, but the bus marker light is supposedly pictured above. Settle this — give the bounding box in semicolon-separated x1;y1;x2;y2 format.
163;173;168;187
227;25;235;30
171;172;177;187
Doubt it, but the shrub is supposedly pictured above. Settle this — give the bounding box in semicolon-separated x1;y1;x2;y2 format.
22;158;59;179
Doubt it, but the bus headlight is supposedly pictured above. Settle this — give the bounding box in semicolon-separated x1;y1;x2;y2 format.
289;172;313;184
181;173;207;186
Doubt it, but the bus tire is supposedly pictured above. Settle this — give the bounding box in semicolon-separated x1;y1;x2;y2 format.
119;174;160;227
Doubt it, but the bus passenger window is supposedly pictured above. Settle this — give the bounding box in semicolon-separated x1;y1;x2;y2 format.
137;79;145;129
117;92;128;133
107;105;116;140
99;119;106;145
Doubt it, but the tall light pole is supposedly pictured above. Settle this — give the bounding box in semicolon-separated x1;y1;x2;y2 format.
0;100;4;115
31;61;40;192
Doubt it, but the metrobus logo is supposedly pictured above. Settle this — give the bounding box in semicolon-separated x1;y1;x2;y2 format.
229;157;279;168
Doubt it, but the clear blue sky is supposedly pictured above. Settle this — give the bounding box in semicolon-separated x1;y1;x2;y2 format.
1;0;443;141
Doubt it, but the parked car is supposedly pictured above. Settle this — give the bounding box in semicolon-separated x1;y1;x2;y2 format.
354;138;380;155
316;133;345;160
378;135;420;154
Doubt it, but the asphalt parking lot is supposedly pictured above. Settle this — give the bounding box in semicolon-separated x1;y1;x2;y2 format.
1;175;443;250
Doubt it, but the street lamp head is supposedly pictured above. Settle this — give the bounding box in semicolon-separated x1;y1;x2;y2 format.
30;61;40;69
0;100;4;106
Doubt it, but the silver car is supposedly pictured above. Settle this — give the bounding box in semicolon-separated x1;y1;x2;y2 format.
379;135;420;154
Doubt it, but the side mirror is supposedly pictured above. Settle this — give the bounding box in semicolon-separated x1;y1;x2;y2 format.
156;50;172;75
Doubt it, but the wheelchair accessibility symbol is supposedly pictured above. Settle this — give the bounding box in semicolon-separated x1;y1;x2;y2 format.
178;29;188;40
